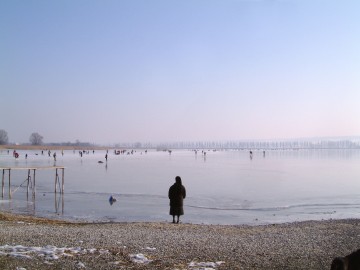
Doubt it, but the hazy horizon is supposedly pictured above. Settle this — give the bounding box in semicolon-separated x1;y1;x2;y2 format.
4;135;360;147
1;1;359;144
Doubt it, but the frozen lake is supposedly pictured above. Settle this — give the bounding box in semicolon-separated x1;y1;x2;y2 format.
1;148;360;225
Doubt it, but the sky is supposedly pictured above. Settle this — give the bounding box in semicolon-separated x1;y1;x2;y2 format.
1;0;359;144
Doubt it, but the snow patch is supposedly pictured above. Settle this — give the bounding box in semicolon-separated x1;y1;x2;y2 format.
0;244;108;261
189;261;225;269
129;253;152;264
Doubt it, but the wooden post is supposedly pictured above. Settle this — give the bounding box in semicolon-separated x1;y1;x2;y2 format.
27;169;30;196
32;169;36;198
61;192;64;214
55;191;57;212
1;169;4;198
61;168;64;194
55;168;58;193
61;168;64;214
8;169;11;199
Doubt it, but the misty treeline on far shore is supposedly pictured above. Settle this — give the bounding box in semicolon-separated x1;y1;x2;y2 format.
1;129;360;150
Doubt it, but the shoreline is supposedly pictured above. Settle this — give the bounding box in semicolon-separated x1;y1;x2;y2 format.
1;212;359;269
0;144;111;151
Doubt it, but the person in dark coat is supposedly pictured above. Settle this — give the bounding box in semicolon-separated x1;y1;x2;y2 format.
168;176;186;224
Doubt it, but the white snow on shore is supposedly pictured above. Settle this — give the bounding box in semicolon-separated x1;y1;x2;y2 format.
129;253;152;264
1;244;226;269
0;244;108;260
189;261;225;269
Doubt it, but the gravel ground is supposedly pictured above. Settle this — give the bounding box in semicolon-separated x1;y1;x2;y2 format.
1;213;359;270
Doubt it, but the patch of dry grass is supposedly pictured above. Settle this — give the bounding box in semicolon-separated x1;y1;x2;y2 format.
0;212;71;225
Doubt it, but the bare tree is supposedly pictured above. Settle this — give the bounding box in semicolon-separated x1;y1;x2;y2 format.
0;129;9;145
29;132;44;145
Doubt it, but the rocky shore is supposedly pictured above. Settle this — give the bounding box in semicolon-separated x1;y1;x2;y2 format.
0;213;359;269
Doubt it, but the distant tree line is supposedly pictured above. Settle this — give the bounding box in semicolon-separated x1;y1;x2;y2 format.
29;132;43;145
1;128;360;149
115;139;360;150
0;129;44;145
48;140;94;147
0;129;9;145
0;129;96;147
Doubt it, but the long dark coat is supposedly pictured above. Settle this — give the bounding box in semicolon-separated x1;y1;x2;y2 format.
168;182;186;216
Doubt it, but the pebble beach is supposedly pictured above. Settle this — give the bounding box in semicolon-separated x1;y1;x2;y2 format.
1;213;359;270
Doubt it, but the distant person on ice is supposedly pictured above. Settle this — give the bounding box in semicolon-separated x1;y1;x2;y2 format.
168;176;186;224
